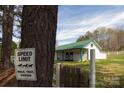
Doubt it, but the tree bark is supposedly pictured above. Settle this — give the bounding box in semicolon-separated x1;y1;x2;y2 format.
1;5;14;68
18;5;58;87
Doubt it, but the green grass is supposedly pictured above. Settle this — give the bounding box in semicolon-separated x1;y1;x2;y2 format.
95;54;124;87
55;53;124;88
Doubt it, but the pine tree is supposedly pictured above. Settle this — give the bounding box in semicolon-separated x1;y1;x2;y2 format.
2;5;14;68
18;5;58;87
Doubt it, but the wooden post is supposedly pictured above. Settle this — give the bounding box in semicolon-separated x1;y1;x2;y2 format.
89;49;95;88
56;63;61;87
80;49;83;62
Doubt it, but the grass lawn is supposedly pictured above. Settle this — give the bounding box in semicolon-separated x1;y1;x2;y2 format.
55;53;124;88
96;54;124;87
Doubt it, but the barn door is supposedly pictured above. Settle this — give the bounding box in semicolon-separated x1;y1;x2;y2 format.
65;52;73;61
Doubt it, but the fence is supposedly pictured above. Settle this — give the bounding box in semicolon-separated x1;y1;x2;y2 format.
53;49;96;87
107;51;124;55
52;63;89;87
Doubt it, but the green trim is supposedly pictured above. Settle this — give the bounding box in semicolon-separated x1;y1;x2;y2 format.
56;39;102;51
56;39;92;51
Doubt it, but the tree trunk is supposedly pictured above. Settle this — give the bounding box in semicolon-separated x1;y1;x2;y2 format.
18;5;58;87
1;5;14;68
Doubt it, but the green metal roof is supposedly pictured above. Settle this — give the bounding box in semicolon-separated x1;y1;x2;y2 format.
56;39;93;51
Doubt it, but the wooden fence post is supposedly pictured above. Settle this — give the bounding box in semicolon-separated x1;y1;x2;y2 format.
89;49;96;88
56;63;61;87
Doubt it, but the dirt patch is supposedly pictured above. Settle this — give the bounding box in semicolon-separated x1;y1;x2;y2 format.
0;68;17;87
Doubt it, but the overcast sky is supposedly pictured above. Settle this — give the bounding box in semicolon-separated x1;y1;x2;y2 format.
56;5;124;46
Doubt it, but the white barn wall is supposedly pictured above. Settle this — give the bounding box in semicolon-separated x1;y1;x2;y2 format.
55;41;107;61
54;52;57;60
55;49;88;62
83;51;88;61
55;51;63;60
84;42;107;60
65;49;81;61
73;50;80;61
67;49;88;62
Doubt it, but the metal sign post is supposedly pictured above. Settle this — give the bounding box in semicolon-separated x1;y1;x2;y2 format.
89;49;96;88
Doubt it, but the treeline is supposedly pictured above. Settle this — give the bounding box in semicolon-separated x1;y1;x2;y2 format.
76;27;124;51
0;6;22;68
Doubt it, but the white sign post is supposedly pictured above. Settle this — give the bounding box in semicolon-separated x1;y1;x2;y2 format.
15;48;37;81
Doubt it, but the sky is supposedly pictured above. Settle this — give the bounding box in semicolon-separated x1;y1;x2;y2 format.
56;5;124;46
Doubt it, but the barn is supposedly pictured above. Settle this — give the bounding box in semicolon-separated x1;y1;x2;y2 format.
55;39;107;62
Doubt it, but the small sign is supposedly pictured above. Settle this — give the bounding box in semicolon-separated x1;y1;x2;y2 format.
15;48;37;81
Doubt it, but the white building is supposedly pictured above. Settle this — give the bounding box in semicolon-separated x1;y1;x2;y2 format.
55;39;107;62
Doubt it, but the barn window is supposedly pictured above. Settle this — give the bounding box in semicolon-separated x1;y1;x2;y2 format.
91;44;93;47
66;52;69;55
70;52;73;55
